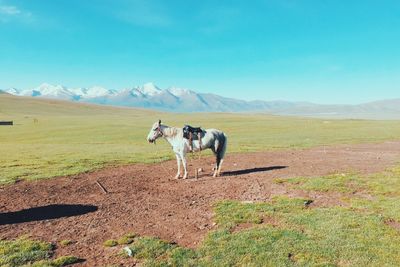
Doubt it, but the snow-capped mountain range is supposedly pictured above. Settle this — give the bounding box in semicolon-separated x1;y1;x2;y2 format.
2;82;400;119
2;82;300;112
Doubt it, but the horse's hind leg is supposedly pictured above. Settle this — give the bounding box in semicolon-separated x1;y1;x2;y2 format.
211;147;218;176
213;134;227;177
217;159;224;176
213;156;221;177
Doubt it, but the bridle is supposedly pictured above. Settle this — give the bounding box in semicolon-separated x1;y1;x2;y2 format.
150;125;163;143
148;120;164;144
155;125;163;138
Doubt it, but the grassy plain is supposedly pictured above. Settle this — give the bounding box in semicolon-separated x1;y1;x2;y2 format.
1;93;400;184
2;94;400;266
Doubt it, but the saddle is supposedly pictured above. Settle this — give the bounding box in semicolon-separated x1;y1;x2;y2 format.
183;125;203;151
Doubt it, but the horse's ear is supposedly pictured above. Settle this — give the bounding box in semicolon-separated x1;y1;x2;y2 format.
158;119;161;125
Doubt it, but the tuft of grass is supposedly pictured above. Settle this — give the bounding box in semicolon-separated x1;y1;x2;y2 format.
273;178;286;184
104;233;137;248
0;237;52;266
59;240;73;247
30;256;81;267
0;237;79;267
123;233;137;239
127;237;174;260
103;240;118;247
123;237;197;267
117;236;134;245
2;94;400;184
50;255;80;266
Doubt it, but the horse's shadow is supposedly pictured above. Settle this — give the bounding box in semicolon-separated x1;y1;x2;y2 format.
222;166;287;176
0;204;98;226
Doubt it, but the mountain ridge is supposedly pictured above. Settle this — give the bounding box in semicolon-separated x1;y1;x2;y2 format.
2;82;300;113
1;83;399;119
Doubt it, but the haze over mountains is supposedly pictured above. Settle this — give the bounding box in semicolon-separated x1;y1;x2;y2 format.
2;83;400;119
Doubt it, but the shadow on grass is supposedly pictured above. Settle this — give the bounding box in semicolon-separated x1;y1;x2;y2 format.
0;204;98;225
222;166;287;176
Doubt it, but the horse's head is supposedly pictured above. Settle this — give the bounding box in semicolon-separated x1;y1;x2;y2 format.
147;119;163;143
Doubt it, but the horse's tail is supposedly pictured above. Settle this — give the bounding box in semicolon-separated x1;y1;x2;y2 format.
218;133;227;160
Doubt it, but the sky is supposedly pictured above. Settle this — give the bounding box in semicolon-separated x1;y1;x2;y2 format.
0;0;399;104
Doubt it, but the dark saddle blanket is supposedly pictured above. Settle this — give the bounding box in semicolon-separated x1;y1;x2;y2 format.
183;125;203;139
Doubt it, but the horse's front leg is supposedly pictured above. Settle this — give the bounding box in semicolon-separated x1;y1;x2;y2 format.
174;154;182;179
181;153;188;179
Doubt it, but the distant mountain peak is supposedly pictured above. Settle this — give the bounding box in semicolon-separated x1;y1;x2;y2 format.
167;86;193;97
36;82;67;91
86;86;115;97
26;83;73;99
4;87;20;94
139;82;162;96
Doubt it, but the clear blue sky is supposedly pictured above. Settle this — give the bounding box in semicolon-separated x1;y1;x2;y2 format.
1;0;399;104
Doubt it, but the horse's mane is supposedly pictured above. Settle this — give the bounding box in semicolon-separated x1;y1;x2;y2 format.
162;126;181;138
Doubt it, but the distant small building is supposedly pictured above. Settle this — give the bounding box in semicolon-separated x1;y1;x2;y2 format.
0;121;13;125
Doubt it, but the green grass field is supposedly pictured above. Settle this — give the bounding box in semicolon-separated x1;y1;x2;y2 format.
2;94;400;266
1;93;400;184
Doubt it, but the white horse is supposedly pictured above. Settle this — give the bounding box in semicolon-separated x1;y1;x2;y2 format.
147;120;227;179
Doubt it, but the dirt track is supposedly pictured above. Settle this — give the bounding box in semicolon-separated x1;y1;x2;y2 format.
1;141;400;266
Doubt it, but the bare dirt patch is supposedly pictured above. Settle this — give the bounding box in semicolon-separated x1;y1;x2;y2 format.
386;219;400;231
1;141;400;266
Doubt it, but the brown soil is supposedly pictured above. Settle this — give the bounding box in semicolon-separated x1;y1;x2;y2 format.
1;141;400;266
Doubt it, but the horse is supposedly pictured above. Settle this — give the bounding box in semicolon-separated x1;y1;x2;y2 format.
146;120;227;179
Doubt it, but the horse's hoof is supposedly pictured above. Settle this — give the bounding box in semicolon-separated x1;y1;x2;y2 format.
183;175;188;179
